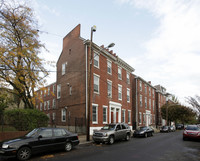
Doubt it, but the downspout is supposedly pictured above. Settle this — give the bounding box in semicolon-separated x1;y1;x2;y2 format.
135;77;138;129
85;45;88;130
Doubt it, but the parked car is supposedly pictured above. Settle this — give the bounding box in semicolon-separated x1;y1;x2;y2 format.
160;126;170;133
133;126;154;138
0;127;79;161
170;125;176;132
183;125;200;141
176;124;184;130
92;123;131;144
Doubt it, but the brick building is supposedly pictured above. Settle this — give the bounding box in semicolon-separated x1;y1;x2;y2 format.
155;85;167;127
132;76;157;129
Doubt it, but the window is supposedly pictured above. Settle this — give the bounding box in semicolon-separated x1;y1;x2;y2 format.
127;88;130;103
48;87;50;96
94;53;99;68
128;110;131;124
53;85;56;94
40;91;43;97
92;104;98;124
62;109;66;122
62;63;66;75
149;99;151;109
140;95;142;107
107;60;112;74
145;84;147;94
94;74;100;94
153;100;155;112
40;103;43;111
103;106;107;124
145;97;147;108
44;89;46;97
139;112;142;124
69;86;72;96
152;89;154;98
47;114;50;122
118;84;122;101
57;84;61;99
107;80;112;98
118;67;122;80
122;109;126;123
52;113;56;121
127;72;130;84
143;113;146;124
140;81;142;91
52;99;56;109
39;129;52;138
47;100;50;110
36;105;38;109
149;87;151;96
44;101;46;110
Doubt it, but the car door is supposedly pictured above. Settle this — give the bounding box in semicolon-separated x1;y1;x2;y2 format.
31;128;54;153
121;124;128;139
53;128;68;150
115;124;122;140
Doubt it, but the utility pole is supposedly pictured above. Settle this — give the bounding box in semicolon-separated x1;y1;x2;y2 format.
86;25;96;141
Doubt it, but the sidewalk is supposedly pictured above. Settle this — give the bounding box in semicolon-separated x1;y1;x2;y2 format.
78;135;93;145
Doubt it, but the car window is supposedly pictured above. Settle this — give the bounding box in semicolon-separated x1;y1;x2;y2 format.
102;125;115;130
39;129;53;138
186;126;199;131
54;129;63;137
116;125;121;130
121;124;126;129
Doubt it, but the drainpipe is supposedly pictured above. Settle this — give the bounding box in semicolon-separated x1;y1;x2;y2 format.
85;44;88;135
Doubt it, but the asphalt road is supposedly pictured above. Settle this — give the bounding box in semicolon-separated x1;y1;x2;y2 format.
3;130;200;161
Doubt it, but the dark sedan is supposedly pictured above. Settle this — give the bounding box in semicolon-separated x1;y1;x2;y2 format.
133;126;154;138
0;127;79;161
160;126;170;133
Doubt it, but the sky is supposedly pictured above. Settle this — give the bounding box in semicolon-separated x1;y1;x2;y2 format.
27;0;200;104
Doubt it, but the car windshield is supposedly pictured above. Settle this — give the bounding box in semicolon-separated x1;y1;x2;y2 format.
186;126;199;131
138;127;147;130
163;126;168;128
102;125;116;130
25;128;40;137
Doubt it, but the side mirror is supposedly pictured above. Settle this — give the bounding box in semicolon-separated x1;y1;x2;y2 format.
38;135;42;139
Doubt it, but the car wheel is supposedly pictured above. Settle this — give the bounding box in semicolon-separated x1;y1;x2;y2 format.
65;142;72;152
109;136;115;144
144;133;148;138
125;134;130;141
17;147;31;161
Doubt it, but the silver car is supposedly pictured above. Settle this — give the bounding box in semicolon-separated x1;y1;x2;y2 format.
92;123;131;144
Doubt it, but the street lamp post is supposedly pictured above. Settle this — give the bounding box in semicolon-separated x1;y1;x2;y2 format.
86;26;115;141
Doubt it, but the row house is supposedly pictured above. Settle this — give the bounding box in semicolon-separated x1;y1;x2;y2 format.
132;76;157;129
35;82;57;126
155;85;167;127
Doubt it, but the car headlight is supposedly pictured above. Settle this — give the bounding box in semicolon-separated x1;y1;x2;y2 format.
197;133;200;136
183;131;187;134
2;144;9;149
140;131;144;134
103;133;107;137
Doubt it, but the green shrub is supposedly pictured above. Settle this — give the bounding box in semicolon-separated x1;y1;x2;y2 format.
4;109;49;131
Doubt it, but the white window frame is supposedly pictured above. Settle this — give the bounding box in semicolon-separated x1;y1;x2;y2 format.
44;89;46;97
152;89;155;98
145;97;147;108
127;88;130;103
128;110;131;124
139;112;142;124
118;67;122;80
107;60;112;75
92;104;98;124
140;95;142;107
57;84;61;99
149;99;151;109
48;87;50;96
44;101;46;110
153;100;155;112
118;84;122;101
53;85;56;94
140;81;142;91
107;80;112;98
40;103;43;111
94;74;100;94
61;109;66;122
47;100;50;110
94;52;99;68
122;109;126;123
103;105;108;124
143;113;146;124
52;99;56;109
52;113;56;121
62;63;66;75
127;72;130;84
145;84;147;94
149;87;151;96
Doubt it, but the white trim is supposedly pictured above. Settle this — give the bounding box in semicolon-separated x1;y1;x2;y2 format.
93;73;100;94
103;105;108;124
107;79;112;98
127;88;130;103
92;103;98;124
118;84;122;101
61;108;66;122
107;59;112;75
109;101;122;123
94;52;100;69
118;66;122;80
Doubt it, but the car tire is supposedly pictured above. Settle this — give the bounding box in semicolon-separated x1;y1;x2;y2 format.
144;133;148;138
65;142;72;152
125;134;130;141
109;136;115;144
17;147;31;161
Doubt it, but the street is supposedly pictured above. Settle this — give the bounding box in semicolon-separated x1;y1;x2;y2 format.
3;130;200;161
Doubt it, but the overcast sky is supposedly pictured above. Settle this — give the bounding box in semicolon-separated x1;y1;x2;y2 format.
30;0;200;104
